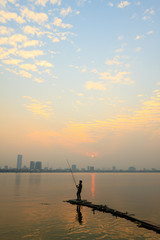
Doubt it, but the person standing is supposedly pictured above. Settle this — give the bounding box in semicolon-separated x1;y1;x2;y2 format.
76;180;82;200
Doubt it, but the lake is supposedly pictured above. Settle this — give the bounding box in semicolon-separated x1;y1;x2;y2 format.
0;173;160;239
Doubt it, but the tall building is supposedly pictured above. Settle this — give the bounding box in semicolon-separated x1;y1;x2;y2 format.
35;161;42;171
17;154;22;170
88;166;94;172
30;161;35;171
72;164;77;171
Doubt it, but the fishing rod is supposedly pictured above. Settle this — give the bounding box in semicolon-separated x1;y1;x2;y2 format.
66;159;77;188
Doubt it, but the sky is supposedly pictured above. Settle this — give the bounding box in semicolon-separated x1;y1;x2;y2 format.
0;0;160;169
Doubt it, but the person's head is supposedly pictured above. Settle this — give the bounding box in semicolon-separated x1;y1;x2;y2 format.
80;180;82;183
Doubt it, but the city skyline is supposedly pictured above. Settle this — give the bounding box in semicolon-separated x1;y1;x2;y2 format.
1;0;160;169
0;156;160;172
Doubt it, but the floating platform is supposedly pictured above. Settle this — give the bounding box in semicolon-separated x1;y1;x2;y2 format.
65;199;160;234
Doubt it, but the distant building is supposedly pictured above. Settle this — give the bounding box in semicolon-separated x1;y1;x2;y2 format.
72;164;77;171
112;166;116;171
128;166;136;172
4;165;8;170
35;161;42;171
17;154;22;170
88;166;94;172
90;166;94;172
30;161;35;171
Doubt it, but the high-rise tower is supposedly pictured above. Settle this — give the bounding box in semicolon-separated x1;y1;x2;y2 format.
17;154;22;170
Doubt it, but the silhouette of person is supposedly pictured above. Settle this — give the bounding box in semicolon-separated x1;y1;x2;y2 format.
76;205;83;224
76;180;82;200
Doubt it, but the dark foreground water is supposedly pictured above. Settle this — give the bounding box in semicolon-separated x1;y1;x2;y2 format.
0;173;160;240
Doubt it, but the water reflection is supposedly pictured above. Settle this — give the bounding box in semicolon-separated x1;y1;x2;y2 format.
15;174;21;186
91;173;95;198
76;205;83;225
14;173;21;196
28;173;41;185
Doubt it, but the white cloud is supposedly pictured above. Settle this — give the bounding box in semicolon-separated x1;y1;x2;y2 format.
50;0;61;5
135;35;144;40
0;0;7;7
2;58;22;65
118;1;130;8
19;70;32;78
23;40;39;48
24;96;54;118
34;78;44;83
108;2;114;7
0;10;25;24
0;34;28;47
21;7;48;25
60;7;72;17
19;64;38;72
105;56;122;66
52;37;59;43
135;2;141;6
92;69;134;85
23;25;39;35
147;30;153;35
36;0;48;6
142;8;155;21
135;47;142;52
85;81;106;91
36;60;53;67
53;17;72;28
0;26;13;35
18;49;44;59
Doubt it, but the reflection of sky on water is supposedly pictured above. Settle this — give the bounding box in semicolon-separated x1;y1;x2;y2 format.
0;173;160;239
91;173;95;198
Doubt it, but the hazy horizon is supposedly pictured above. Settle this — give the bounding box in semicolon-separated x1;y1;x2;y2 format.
1;0;160;169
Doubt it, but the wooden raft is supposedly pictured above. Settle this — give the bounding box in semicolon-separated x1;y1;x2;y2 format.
65;199;160;234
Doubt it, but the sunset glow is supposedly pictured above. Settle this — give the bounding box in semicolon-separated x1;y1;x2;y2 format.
0;0;160;169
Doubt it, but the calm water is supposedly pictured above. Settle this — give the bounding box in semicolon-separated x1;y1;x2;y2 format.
0;173;160;240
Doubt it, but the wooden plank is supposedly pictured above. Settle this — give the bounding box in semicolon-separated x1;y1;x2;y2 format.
65;199;160;234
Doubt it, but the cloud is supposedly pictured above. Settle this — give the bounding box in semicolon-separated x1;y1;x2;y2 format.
23;40;39;48
18;49;44;58
0;46;16;59
23;25;39;35
34;78;44;83
53;17;72;28
142;8;155;21
2;58;22;65
60;7;72;17
52;37;60;43
135;1;141;6
0;26;13;35
92;69;134;85
36;0;48;6
21;7;48;25
24;96;54;118
108;2;114;7
135;35;144;40
147;30;153;35
135;47;142;52
36;60;53;67
118;1;130;8
19;64;38;72
50;0;61;5
19;70;32;78
85;81;106;91
0;10;25;24
0;34;28;47
105;56;122;65
0;0;17;6
25;90;160;155
0;0;7;7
